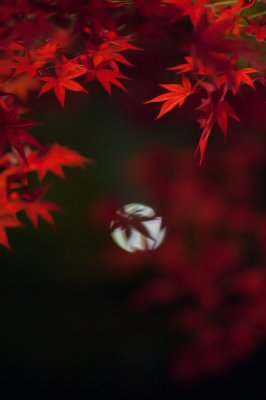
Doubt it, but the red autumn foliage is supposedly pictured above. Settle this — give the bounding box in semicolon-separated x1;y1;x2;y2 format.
38;56;88;107
0;142;89;249
0;0;265;247
145;75;196;119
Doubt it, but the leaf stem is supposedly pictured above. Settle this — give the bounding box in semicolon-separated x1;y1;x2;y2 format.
205;1;236;8
248;10;266;19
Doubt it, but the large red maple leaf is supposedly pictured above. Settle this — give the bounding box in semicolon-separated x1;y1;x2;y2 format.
145;75;196;119
38;57;88;107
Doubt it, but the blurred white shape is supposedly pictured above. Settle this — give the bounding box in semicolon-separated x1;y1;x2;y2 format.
110;203;166;253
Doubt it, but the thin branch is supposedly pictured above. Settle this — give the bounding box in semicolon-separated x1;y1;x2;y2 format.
205;1;236;8
248;10;266;19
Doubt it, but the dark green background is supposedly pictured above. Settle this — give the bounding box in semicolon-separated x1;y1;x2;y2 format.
1;84;266;399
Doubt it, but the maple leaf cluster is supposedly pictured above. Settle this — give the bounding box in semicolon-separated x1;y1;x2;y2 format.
0;0;265;248
0;91;90;248
145;1;266;162
0;132;88;249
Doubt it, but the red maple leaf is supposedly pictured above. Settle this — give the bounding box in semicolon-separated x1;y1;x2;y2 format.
145;76;195;119
182;0;208;28
35;40;61;62
9;48;43;78
38;57;88;107
196;83;240;163
168;0;208;28
20;194;61;228
85;36;138;70
0;107;41;163
218;67;258;95
168;56;206;75
102;32;140;53
91;67;130;94
79;54;130;94
215;100;240;136
0;212;22;250
244;17;266;44
168;56;195;74
25;143;91;180
8;185;61;228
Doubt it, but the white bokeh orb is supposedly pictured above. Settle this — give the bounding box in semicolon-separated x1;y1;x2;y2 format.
110;203;166;253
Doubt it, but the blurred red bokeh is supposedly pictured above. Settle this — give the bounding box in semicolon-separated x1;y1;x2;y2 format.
92;127;266;380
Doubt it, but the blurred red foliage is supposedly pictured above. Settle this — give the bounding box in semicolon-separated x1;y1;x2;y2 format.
92;128;266;380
